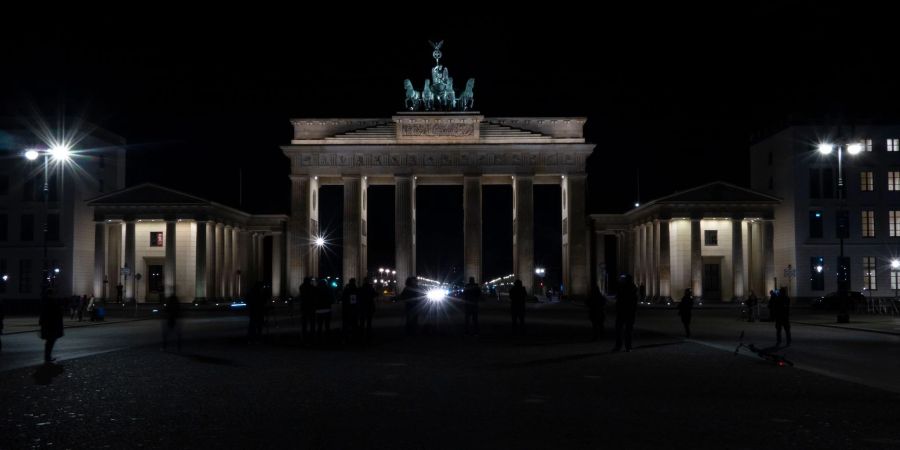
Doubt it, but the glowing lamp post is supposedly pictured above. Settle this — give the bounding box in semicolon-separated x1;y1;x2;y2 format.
817;141;861;323
23;144;72;295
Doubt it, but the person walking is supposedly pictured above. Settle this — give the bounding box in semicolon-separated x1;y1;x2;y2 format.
299;277;317;344
613;274;638;352
78;294;88;322
400;277;420;336
358;277;377;343
340;278;359;343
586;284;607;340
746;290;758;322
161;295;182;351
508;279;527;335
677;288;694;338
39;288;64;363
463;277;482;336
769;288;792;346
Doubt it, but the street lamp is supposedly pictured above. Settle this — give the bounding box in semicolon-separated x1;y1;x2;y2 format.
817;141;861;323
23;144;73;296
892;259;900;304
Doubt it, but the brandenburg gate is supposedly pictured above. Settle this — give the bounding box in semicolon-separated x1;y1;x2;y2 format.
281;43;595;297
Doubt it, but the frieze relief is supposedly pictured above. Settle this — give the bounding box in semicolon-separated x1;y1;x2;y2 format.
297;151;583;168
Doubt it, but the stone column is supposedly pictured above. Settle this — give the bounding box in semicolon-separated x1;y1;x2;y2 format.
208;222;217;299
343;176;363;283
93;222;107;299
732;218;745;301
164;220;176;299
513;176;534;294
195;221;208;300
651;220;659;297
256;234;265;286
615;231;625;279
271;232;283;297
395;176;416;287
106;223;122;301
691;218;703;297
231;226;239;298
215;223;224;298
223;225;233;298
287;176;317;297
562;174;588;298
632;227;640;281
595;232;606;294
238;229;250;296
124;220;136;301
464;175;482;282
763;220;775;294
640;223;648;294
658;219;671;298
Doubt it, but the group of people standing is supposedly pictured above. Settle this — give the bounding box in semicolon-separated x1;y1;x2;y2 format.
297;277;377;344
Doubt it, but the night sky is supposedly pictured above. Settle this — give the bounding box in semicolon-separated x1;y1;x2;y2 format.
3;5;899;283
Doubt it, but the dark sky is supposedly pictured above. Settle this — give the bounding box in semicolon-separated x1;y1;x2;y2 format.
3;5;899;282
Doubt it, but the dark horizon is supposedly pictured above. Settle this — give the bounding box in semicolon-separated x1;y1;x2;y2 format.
4;5;900;280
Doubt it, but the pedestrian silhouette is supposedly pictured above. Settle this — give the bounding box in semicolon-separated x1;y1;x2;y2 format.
39;288;64;363
341;278;359;343
78;294;88;321
769;287;792;346
247;282;266;342
586;284;607;340
162;295;182;351
508;279;527;335
746;290;758;322
678;288;694;338
401;277;420;336
315;278;333;343
463;277;482;336
613;275;638;352
299;277;317;344
116;283;123;303
358;277;377;343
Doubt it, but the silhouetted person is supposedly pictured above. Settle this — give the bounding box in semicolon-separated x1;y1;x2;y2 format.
401;277;420;336
508;279;527;335
586;284;607;340
463;277;482;336
678;288;694;338
78;295;88;322
341;278;359;343
299;277;317;343
358;277;377;342
746;290;758;322
614;275;638;352
116;283;123;303
39;289;64;363
162;296;182;351
247;282;266;342
769;288;792;346
316;278;333;343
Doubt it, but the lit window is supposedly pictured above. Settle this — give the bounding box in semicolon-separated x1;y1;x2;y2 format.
889;171;900;191
890;211;900;237
863;256;877;290
865;139;873;152
892;268;900;290
704;230;718;246
862;210;875;237
889;139;900;152
860;171;874;192
810;256;825;291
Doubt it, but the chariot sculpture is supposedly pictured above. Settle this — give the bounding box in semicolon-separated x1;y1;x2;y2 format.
403;41;475;112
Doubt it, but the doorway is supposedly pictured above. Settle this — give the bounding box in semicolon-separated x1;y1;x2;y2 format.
702;262;721;300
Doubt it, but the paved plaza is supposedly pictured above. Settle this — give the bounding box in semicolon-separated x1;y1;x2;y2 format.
2;303;900;449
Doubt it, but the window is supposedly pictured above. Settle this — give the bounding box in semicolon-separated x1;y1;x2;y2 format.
704;230;718;246
810;257;825;291
863;257;877;290
18;259;32;294
823;168;835;198
0;214;6;241
890;211;900;237
889;171;900;191
837;210;850;238
864;139;873;152
46;214;59;241
860;171;874;192
47;174;58;202
892;267;900;290
889;139;900;152
150;232;164;247
809;211;824;238
20;214;34;241
862;210;875;237
0;174;8;195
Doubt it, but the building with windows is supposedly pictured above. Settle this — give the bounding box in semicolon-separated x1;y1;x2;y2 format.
750;125;900;301
0;122;126;302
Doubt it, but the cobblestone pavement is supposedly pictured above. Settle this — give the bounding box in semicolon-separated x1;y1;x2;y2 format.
2;304;900;449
